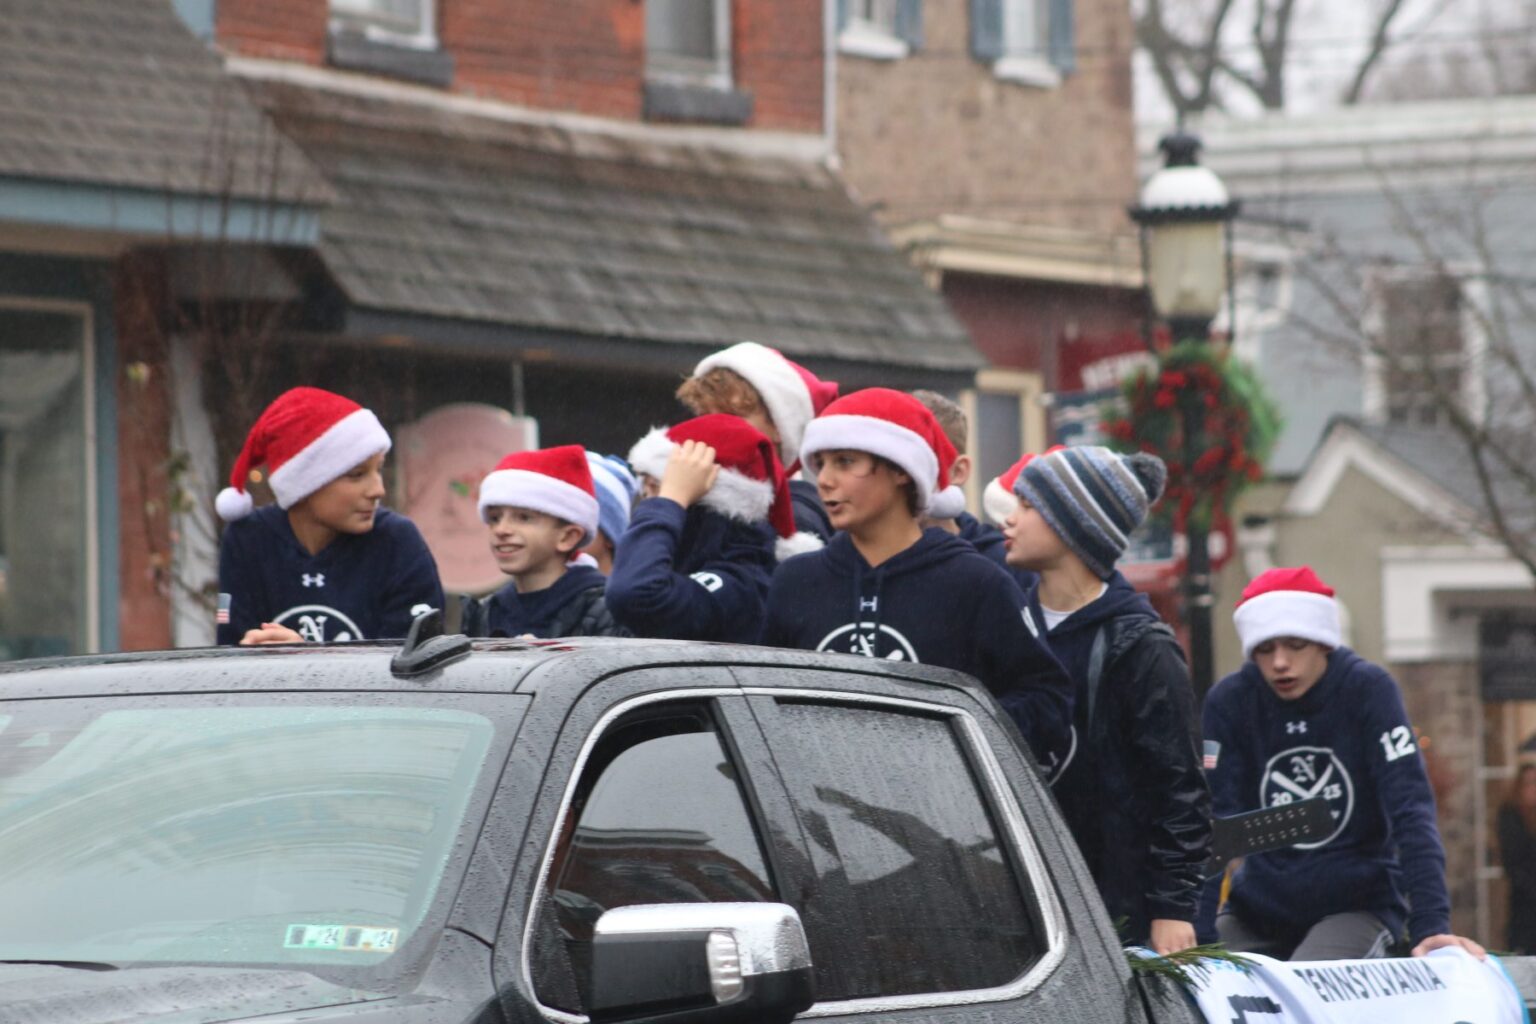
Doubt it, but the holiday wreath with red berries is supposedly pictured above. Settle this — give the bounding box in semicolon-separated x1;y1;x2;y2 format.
1099;340;1281;532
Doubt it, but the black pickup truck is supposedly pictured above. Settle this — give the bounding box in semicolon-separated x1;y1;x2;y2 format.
0;628;1525;1023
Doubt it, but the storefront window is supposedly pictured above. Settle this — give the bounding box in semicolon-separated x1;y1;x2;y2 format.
0;306;92;661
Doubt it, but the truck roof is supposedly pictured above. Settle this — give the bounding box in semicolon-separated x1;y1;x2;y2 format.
0;638;986;701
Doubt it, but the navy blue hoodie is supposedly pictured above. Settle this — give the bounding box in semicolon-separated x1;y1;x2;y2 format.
1197;648;1449;945
955;512;1037;593
465;564;621;639
761;528;1073;764
1026;573;1210;942
606;497;776;644
217;505;443;644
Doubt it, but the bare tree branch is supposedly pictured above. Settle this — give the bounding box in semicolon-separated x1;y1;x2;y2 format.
1342;0;1411;104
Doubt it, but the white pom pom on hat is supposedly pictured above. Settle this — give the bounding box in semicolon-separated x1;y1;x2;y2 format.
218;387;391;522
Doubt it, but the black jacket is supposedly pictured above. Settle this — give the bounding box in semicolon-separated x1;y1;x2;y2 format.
461;566;624;639
1027;575;1211;945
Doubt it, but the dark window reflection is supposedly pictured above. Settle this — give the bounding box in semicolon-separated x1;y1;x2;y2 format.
776;701;1044;999
539;707;774;1011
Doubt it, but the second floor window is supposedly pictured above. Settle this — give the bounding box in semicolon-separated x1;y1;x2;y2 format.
1366;270;1480;428
646;0;732;88
330;0;435;47
1002;0;1046;60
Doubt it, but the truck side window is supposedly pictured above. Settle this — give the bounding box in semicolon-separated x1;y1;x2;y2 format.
774;700;1045;999
535;704;776;1011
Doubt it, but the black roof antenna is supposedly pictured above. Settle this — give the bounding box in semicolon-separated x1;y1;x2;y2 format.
391;608;472;678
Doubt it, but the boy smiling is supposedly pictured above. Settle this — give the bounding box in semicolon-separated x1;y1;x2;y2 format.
461;446;622;639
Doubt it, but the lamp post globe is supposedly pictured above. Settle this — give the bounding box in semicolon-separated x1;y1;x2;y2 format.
1128;131;1240;704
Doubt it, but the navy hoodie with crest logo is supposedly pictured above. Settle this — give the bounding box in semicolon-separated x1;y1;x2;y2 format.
606;497;776;644
1025;572;1210;943
761;528;1073;764
1196;647;1450;946
216;505;444;644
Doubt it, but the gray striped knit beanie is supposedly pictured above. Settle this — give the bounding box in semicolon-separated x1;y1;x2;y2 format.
1012;446;1167;580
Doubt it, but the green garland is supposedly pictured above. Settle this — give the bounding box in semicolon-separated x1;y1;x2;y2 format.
1100;341;1281;532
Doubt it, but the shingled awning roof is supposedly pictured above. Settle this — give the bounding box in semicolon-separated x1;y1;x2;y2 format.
254;79;981;377
0;0;324;207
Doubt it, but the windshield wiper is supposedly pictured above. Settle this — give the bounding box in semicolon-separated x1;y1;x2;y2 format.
0;959;120;971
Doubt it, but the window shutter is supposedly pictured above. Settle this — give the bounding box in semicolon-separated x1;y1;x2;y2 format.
835;0;849;31
1048;0;1076;73
896;0;924;50
970;0;1005;63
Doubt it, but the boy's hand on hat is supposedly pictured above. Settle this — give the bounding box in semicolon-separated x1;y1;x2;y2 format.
240;623;305;645
658;441;719;509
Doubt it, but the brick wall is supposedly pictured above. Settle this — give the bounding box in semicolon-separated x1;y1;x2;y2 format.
1395;658;1482;940
219;0;328;63
217;0;822;132
114;259;174;652
836;0;1137;237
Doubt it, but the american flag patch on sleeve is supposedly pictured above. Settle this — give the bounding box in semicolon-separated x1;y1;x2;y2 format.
216;592;231;625
1203;740;1220;770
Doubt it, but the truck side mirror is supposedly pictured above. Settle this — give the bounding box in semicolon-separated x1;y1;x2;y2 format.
587;902;815;1024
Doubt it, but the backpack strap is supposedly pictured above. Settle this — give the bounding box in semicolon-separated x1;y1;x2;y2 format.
1085;625;1109;727
1085;617;1178;726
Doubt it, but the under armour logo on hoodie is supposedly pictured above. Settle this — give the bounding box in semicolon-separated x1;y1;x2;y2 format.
859;596;878;612
1287;721;1307;734
302;573;326;588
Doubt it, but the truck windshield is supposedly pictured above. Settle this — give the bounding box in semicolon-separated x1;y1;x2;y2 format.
0;697;497;970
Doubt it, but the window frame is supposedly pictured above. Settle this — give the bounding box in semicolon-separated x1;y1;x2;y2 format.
742;686;1068;1015
1361;264;1488;430
992;0;1059;87
329;0;438;51
961;368;1047;516
839;0;911;61
645;0;734;91
519;689;786;1024
0;298;98;656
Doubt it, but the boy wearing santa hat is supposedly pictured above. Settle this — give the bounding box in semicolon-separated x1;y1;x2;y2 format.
677;341;840;542
759;388;1072;766
609;414;818;644
1197;566;1483;961
215;387;443;645
460;445;624;639
1002;444;1209;955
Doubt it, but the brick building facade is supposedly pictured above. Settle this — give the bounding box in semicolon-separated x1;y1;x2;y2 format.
0;0;978;659
833;0;1149;506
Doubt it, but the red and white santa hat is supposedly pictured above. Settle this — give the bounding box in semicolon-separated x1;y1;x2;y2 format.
799;388;967;519
1234;565;1342;660
477;445;600;547
216;386;391;522
692;342;839;471
983;445;1066;526
628;413;823;560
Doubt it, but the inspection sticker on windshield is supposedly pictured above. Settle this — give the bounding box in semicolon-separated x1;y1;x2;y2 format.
284;924;398;952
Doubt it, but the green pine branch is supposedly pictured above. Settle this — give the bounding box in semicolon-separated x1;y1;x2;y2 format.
1127;943;1256;988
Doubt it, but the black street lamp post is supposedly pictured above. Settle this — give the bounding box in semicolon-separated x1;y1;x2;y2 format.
1129;132;1241;704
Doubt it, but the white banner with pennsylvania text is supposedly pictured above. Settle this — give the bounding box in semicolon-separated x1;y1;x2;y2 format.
1176;948;1527;1024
